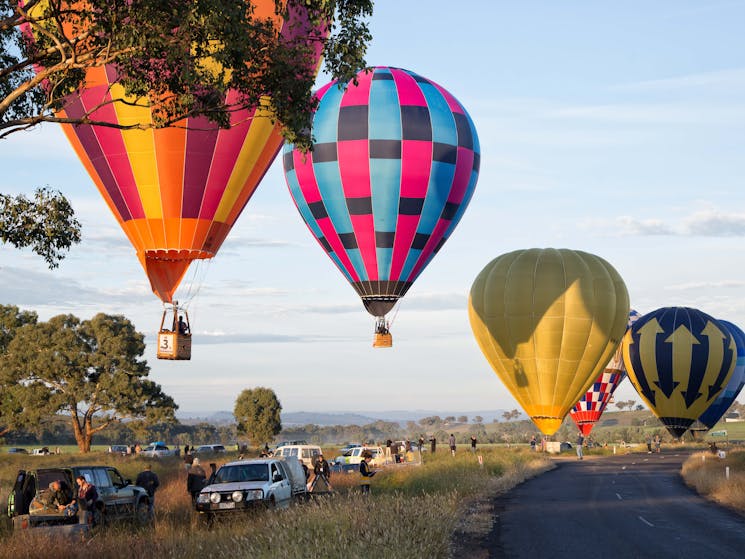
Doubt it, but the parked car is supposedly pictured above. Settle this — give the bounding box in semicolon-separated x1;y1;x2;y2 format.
7;447;28;454
108;445;129;455
194;444;226;455
194;458;307;526
272;444;323;468
338;442;363;454
140;442;180;458
8;465;152;534
274;440;308;450
333;446;385;467
31;448;51;456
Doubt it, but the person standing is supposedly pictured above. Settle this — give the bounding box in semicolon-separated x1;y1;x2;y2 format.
75;475;99;527
470;435;477;453
391;441;400;463
183;446;194;472
449;434;456;456
429;435;437;454
645;435;653;453
311;453;332;492
359;452;375;494
135;464;160;518
187;457;207;504
530;435;537;451
654;434;661;453
576;432;585;460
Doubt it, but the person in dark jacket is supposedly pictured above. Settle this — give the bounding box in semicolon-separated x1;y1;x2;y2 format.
310;453;332;492
187;457;207;504
41;480;72;512
75;475;99;527
359;452;375;494
135;464;160;517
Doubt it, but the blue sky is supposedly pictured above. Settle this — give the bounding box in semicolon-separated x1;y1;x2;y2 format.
1;1;744;415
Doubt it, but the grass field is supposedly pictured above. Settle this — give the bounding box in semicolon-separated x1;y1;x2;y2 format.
0;447;553;558
681;448;745;515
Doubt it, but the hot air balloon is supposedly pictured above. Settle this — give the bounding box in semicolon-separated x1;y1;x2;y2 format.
622;307;737;438
43;2;325;359
468;248;630;436
283;66;480;347
570;310;642;436
697;320;745;430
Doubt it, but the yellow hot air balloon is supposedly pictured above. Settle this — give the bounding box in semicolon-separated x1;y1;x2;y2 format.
468;248;630;435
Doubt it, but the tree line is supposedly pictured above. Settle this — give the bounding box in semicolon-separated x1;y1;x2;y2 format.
0;304;284;451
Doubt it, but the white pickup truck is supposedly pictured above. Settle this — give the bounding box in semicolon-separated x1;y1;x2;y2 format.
193;458;307;526
139;442;180;458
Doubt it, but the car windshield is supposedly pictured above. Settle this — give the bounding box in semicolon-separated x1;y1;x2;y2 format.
214;464;269;483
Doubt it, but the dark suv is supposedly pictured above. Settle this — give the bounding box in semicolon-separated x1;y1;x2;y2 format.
8;466;152;532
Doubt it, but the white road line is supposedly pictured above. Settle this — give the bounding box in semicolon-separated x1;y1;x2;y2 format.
616;493;623;500
638;515;655;527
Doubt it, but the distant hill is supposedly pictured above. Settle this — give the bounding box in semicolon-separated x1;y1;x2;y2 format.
176;411;235;425
177;409;517;427
281;411;378;426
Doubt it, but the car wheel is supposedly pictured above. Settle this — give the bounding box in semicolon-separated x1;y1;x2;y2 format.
134;500;153;528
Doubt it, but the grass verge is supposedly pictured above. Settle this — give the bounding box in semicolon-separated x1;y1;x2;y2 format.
0;448;551;558
681;447;745;516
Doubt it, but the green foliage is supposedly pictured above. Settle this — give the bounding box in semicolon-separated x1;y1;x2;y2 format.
234;386;282;446
0;187;81;268
0;310;177;452
1;0;373;149
0;305;38;436
0;304;37;353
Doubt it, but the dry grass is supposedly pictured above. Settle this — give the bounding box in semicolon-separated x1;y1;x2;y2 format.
681;448;745;515
0;448;552;558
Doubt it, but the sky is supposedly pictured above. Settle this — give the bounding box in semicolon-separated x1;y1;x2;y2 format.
1;1;745;416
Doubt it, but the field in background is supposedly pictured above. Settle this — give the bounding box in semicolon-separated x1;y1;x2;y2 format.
0;447;552;559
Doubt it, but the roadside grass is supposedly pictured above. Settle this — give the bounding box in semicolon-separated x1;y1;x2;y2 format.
0;448;551;558
681;447;745;515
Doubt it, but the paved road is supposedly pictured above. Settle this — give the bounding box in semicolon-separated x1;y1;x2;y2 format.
494;451;745;559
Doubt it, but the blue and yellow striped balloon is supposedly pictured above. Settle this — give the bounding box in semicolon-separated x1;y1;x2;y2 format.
698;320;745;429
622;307;737;438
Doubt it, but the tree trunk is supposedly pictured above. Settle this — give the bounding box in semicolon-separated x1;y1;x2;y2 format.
70;409;91;453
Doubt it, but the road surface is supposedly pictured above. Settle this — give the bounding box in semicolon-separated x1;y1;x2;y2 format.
492;451;745;559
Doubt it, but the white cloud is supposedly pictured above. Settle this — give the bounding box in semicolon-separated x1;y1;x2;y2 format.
582;208;745;238
685;209;745;236
546;103;745;125
615;68;745;92
0;265;152;309
665;280;745;291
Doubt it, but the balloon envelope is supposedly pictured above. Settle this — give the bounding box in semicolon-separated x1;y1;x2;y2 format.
622;307;737;438
697;320;745;429
570;310;642;435
283;66;480;318
468;248;630;435
55;2;323;302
